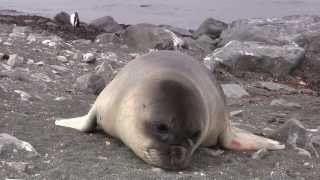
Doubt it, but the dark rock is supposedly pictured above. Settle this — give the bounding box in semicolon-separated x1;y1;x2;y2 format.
54;11;70;25
90;16;123;33
75;73;105;95
204;40;305;77
193;18;228;39
1;54;9;60
95;33;122;44
220;15;320;46
124;23;175;51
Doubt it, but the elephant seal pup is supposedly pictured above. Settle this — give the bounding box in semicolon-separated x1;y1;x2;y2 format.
55;50;284;169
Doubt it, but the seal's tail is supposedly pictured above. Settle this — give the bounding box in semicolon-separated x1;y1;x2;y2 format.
55;104;97;132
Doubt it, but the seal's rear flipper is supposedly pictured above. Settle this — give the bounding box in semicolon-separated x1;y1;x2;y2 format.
220;126;285;151
55;105;97;132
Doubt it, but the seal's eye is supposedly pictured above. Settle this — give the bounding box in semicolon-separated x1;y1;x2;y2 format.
191;130;201;140
156;124;169;133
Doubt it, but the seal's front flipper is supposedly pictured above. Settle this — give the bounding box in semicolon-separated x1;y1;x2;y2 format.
220;126;285;151
55;105;97;132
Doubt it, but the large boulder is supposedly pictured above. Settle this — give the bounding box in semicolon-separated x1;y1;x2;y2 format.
193;18;228;39
219;15;320;46
204;40;305;77
54;11;70;25
90;16;123;33
124;23;179;51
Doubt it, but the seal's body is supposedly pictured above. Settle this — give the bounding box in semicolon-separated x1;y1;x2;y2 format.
56;51;284;169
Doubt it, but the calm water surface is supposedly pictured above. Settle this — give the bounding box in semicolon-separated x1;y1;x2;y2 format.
1;0;320;28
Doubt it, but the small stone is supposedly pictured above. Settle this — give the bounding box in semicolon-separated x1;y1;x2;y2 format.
221;84;249;98
50;65;69;72
3;42;12;46
14;90;32;101
294;147;312;158
46;22;57;27
105;141;111;146
7;54;25;67
31;73;52;82
54;97;67;101
82;53;96;63
151;167;164;173
34;61;45;66
201;148;224;157
42;40;56;47
27;59;34;64
258;81;296;92
251;148;268;159
72;39;92;45
270;98;301;108
75;73;105;95
2;54;9;60
56;56;68;63
0;133;39;157
4;161;32;173
230;110;244;117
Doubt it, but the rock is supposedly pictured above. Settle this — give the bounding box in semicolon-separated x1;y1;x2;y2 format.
90;16;123;33
193;18;228;39
0;133;39;157
201;148;224;157
163;28;185;49
75;73;105;95
270;98;302;108
46;21;58;27
1;69;31;81
204;40;305;77
31;73;52;83
82;53;96;63
221;83;249;98
251;148;268;159
159;25;192;37
2;161;33;173
50;65;69;72
72;39;92;45
7;54;25;67
9;26;31;38
56;56;68;63
257;81;296;92
95;33;122;44
269;118;308;146
294;147;312;158
54;11;70;25
14;90;32;101
42;39;57;47
151;167;164;173
230;110;244;117
196;34;217;50
2;54;9;60
220;15;320;46
124;23;175;51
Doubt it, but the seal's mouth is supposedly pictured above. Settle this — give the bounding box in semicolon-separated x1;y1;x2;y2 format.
144;145;191;170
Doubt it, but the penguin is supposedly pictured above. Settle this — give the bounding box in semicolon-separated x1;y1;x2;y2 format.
70;12;80;32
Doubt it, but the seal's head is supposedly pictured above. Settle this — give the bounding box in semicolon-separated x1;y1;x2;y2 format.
118;77;207;170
